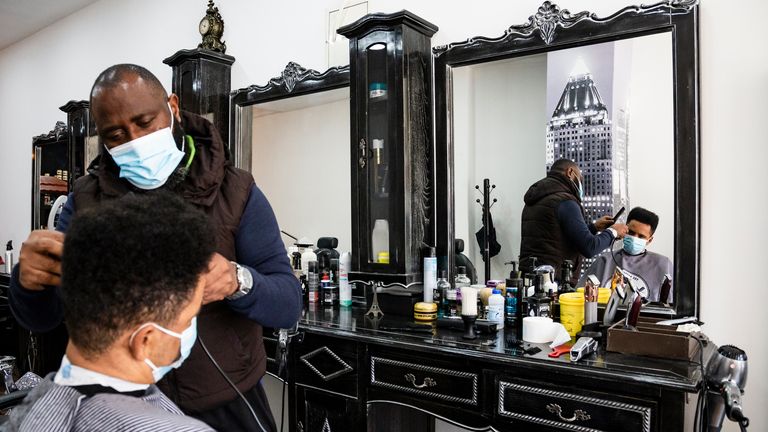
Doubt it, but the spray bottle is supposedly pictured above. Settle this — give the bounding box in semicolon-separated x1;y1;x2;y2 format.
339;252;352;307
423;247;437;303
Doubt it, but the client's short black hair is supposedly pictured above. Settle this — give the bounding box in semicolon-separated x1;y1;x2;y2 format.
61;193;214;356
627;207;660;234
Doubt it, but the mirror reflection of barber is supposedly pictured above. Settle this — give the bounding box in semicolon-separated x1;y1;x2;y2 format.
578;207;674;302
519;159;629;282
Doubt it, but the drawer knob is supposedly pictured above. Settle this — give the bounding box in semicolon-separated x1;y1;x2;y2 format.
404;373;437;389
546;403;591;423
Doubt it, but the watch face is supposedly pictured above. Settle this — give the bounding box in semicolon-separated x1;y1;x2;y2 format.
199;18;211;35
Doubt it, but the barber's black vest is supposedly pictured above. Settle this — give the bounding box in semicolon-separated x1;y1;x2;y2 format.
519;173;586;283
72;112;263;413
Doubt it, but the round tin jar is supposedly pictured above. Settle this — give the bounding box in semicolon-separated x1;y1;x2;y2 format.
414;302;438;321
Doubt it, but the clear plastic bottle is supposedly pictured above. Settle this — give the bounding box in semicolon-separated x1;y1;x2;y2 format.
371;219;389;263
436;271;450;318
301;246;317;277
455;266;470;315
487;288;505;329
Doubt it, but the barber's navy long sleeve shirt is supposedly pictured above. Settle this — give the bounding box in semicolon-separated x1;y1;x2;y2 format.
9;184;302;333
556;200;616;258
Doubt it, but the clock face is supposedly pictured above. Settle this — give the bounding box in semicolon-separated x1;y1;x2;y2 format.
199;17;211;35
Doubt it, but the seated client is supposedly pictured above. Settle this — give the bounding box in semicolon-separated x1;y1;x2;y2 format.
4;193;216;431
578;206;674;302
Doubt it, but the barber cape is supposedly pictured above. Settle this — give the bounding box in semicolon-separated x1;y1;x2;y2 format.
1;373;214;432
578;249;674;302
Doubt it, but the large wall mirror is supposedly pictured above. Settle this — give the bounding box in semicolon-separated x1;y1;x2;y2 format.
230;63;351;252
435;1;699;317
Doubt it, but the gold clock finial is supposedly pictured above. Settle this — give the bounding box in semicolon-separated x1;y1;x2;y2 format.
198;0;226;53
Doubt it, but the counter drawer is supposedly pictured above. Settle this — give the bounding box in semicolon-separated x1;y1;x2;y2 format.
370;355;479;407
295;334;358;398
498;379;653;432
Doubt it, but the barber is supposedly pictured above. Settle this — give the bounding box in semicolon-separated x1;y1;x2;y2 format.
9;64;301;432
519;158;628;284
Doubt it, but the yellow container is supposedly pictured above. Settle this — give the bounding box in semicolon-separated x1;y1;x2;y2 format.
414;302;437;321
558;292;584;337
576;287;611;304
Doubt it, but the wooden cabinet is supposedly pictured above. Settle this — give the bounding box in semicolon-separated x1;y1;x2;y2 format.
338;11;438;284
31;101;96;231
163;49;235;150
286;307;702;432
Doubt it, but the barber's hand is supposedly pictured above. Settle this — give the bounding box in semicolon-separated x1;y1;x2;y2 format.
611;223;629;239
594;216;615;231
18;230;65;291
202;252;239;305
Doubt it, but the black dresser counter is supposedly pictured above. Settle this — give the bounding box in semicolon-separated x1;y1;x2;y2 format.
277;304;710;432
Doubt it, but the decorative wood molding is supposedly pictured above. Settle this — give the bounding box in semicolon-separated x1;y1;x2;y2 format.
233;63;350;96
32;121;67;143
434;0;699;55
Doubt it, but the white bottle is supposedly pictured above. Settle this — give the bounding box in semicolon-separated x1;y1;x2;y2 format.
301;246;317;277
423;247;437;303
4;241;13;274
371;219;389;263
339;252;352;307
487;288;505;329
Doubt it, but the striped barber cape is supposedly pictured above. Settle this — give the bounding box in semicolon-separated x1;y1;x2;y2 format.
1;374;214;431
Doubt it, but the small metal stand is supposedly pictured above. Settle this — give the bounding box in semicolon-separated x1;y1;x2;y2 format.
366;281;385;318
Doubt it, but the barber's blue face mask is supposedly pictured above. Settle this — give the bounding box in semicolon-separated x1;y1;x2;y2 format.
623;235;647;255
130;317;197;383
106;104;184;190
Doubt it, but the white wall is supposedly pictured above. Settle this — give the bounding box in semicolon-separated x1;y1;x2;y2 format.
453;54;548;279
0;1;766;430
249;92;351;252
619;33;675;259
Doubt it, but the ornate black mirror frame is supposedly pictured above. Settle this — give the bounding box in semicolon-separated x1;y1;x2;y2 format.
229;62;350;170
434;1;700;317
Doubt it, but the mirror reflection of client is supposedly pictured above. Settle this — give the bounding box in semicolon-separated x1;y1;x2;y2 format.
578;207;674;302
520;159;628;283
5;194;216;431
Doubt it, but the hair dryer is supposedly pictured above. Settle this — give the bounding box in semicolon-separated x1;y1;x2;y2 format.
706;345;748;431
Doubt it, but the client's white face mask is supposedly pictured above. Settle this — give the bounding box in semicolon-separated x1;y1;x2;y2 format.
130;317;197;383
106;104;184;190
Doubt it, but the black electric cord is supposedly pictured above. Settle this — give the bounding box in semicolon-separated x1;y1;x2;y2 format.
740;418;749;432
198;335;269;432
280;376;287;432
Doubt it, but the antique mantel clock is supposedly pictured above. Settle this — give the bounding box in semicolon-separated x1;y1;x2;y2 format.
198;0;226;53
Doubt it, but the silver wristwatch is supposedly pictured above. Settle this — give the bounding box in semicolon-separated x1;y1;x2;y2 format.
227;262;253;301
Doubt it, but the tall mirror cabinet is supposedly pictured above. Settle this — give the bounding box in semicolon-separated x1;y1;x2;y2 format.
340;11;438;285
